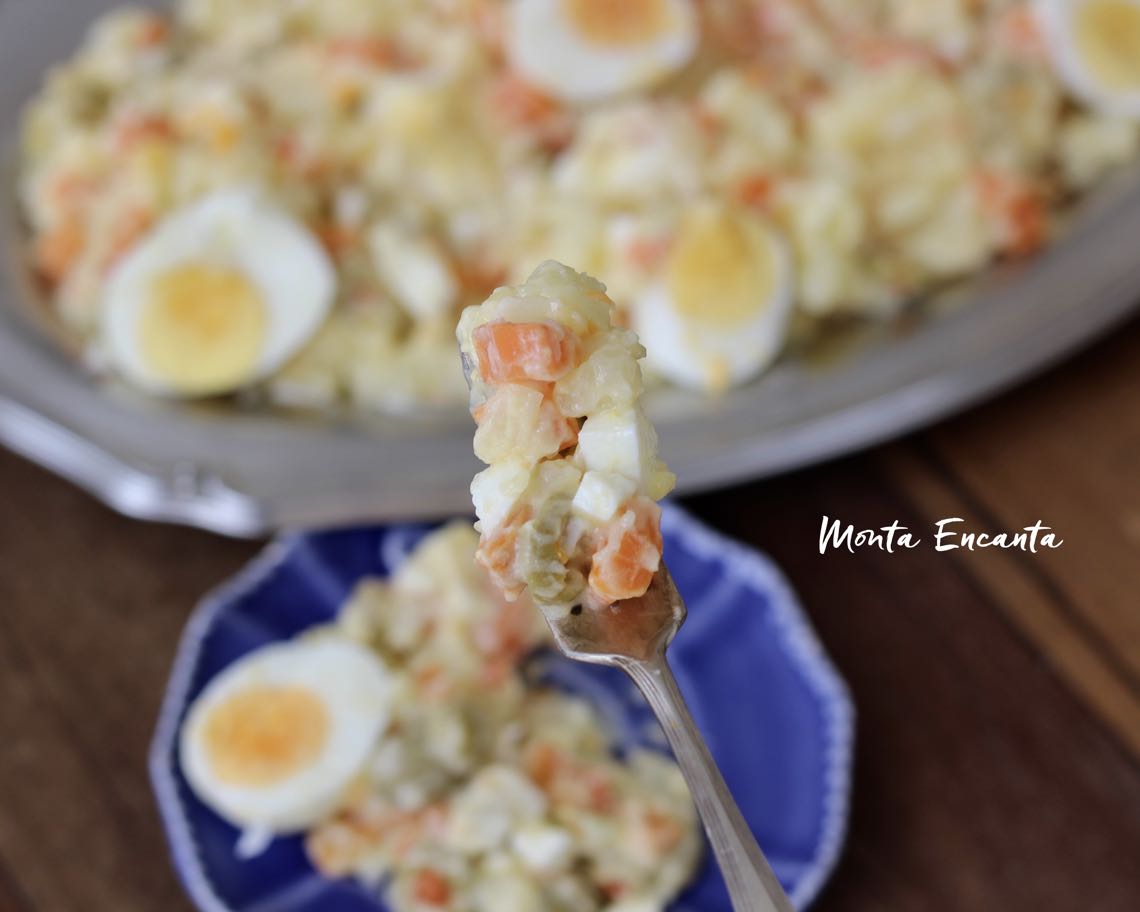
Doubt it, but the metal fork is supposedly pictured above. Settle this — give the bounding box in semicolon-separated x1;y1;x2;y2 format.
549;566;795;912
460;355;792;909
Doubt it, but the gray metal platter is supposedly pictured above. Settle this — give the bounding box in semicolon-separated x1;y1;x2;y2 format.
3;0;1140;537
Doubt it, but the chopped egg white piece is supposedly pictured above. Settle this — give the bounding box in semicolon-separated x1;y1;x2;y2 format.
511;822;575;873
633;202;794;391
576;406;661;489
102;188;334;397
571;469;638;523
180;637;393;832
472;460;534;533
1039;0;1140;118
506;0;698;103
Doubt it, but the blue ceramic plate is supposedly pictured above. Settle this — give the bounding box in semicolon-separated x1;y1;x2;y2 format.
150;505;854;911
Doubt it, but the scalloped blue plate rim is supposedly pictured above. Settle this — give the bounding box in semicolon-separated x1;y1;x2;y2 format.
149;503;855;911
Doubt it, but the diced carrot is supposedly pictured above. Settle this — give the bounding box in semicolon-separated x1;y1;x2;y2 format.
476;523;518;582
690;101;722;138
476;504;532;596
588;498;663;605
625;235;671;271
413;664;452;700
975;170;1048;257
314;221;361;259
844;33;944;71
478;591;533;660
473;321;582;384
470;399;488;425
326;36;412;68
33;217;84;285
542;396;580;452
475;591;536;686
273;136;295;163
489;73;560;125
135;15;171;48
524;742;616;814
586;773;617;814
115;115;174;152
273;136;329;180
412;869;451;906
600;880;628;901
488;73;572;152
993;4;1046;59
50;173;98;206
704;0;771;57
642;808;685;854
1005;192;1047;257
525;742;561;790
469;0;506;53
735;173;774;210
101;208;153;273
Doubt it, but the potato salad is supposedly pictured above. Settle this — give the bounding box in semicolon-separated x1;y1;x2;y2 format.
18;0;1140;409
181;523;702;912
458;262;674;614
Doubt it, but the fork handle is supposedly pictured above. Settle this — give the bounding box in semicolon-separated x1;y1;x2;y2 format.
622;656;796;912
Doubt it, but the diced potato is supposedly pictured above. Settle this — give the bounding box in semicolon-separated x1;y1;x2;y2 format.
554;331;644;417
473;385;576;464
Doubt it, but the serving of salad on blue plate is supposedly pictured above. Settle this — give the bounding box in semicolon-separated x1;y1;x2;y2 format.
151;505;853;912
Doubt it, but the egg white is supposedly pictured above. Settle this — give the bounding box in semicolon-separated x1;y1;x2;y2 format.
506;0;698;103
1038;0;1140;118
101;187;335;396
575;405;660;487
471;459;534;534
632;207;794;391
180;637;393;832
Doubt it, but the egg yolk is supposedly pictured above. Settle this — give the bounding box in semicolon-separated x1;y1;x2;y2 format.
563;0;672;46
140;264;267;394
203;685;329;787
1075;0;1140;90
665;207;778;326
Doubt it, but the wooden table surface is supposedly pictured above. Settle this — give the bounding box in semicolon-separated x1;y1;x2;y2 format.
2;320;1140;912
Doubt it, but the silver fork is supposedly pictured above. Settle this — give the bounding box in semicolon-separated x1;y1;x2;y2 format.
460;356;792;909
549;566;795;912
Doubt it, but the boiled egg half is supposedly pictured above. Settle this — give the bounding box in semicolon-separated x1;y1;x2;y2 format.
505;0;698;103
181;637;393;832
1038;0;1140;117
632;202;794;391
102;188;335;397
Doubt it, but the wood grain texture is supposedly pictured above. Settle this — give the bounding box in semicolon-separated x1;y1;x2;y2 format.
881;441;1140;761
691;455;1140;912
914;323;1140;683
882;321;1140;761
2;324;1140;911
0;448;256;912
